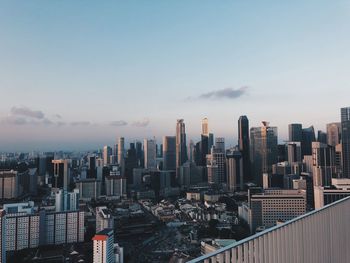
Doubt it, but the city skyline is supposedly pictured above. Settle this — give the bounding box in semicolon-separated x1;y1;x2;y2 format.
1;1;350;151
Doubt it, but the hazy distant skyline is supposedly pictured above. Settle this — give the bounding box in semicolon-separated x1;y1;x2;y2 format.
1;1;350;151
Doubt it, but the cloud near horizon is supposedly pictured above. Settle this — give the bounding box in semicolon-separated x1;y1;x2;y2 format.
11;106;45;119
110;120;128;126
188;86;248;101
132;118;150;127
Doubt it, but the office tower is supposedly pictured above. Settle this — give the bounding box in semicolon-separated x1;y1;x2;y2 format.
135;141;143;167
250;122;278;186
301;126;316;158
208;133;214;151
238;116;251;182
113;143;118;162
52;159;71;190
287;142;302;164
317;130;327;144
226;149;243;191
118;137;125;165
88;155;96;178
207;160;219;184
93;229;115;263
288;123;302;142
239;189;306;233
277;144;287;162
312;142;335;187
124;144;138;185
176;119;188;177
327;122;341;147
0;170;18;199
207;146;226;184
199;135;209;166
103;146;113;166
341;107;350;178
215;137;225;153
0;210;4;263
163;136;176;170
96;207;114;233
202;117;209;136
144;139;157;169
188;140;195;162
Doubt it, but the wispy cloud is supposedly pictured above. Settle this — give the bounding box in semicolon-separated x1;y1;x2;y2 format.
1;116;28;125
132;118;150;127
110;120;128;126
11;106;45;119
70;121;91;126
188;86;248;101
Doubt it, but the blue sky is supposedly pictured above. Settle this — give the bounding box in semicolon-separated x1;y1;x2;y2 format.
1;1;350;151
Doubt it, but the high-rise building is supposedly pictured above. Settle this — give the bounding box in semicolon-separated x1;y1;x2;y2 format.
238;116;251;183
2;202;84;253
163;136;176;171
55;188;79;212
0;210;5;263
288;123;302;142
287;142;302;164
144;139;157;169
103;146;113;166
118;137;125;166
176;119;188;179
239;189;306;233
52;159;71;190
341;107;350;178
301;126;316;158
96;207;114;233
327;122;341;147
207;146;226;184
88;155;96;178
215;137;225;153
93;229;115;263
312;142;335;187
226;149;243;191
0;170;18;199
250;122;278;186
105;175;126;198
202;118;209;136
317;130;327;144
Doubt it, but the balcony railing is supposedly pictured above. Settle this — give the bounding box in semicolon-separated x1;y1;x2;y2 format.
188;196;350;263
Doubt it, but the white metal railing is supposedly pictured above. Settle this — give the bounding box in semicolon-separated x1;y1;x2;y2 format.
188;196;350;263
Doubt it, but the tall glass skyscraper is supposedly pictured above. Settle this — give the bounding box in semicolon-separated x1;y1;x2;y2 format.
341;107;350;178
250;121;278;185
176;119;188;180
238;116;251;183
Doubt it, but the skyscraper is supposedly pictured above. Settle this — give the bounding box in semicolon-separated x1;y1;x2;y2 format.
215;137;225;153
238;116;251;182
288;123;302;142
103;146;112;166
312;142;335;187
327;122;341;147
302;126;316;158
52;159;71;190
176;119;188;177
202;117;209;136
163;136;176;171
250;122;278;185
118;137;125;165
341;107;350;178
144;139;157;169
226;149;243;191
207;146;226;184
